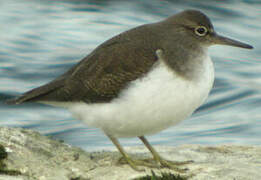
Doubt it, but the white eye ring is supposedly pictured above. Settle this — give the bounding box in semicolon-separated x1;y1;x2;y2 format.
194;26;208;36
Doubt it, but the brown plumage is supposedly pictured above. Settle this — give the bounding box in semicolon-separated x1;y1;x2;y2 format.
6;9;252;105
7;23;160;104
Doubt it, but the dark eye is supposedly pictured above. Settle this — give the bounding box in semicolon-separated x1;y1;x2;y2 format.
194;26;208;36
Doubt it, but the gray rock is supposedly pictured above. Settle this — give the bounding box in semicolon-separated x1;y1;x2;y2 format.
0;127;260;180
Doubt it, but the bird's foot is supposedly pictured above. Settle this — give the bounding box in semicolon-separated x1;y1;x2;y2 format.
118;156;193;172
118;157;162;171
156;158;193;172
117;156;144;171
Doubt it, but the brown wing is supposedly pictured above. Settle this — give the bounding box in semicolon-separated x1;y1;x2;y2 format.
7;27;159;104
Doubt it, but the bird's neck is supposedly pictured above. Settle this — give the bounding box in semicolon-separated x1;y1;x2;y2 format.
163;45;209;80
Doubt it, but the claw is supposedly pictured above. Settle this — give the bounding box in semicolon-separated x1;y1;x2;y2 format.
158;159;190;173
118;157;159;170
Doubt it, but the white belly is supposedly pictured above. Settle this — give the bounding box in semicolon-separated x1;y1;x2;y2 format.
66;54;214;138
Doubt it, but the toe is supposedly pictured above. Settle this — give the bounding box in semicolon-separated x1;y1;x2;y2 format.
159;159;191;172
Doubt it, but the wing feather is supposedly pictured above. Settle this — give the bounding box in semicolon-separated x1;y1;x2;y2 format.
7;24;159;104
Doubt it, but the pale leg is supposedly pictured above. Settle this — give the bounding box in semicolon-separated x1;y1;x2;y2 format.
139;136;192;172
106;134;155;171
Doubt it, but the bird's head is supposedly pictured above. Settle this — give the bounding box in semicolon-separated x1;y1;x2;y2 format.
164;10;253;49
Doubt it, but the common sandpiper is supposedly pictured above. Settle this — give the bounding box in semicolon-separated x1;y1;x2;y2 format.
7;10;253;171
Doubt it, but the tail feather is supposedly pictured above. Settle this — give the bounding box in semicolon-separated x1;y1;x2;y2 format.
5;79;64;105
5;97;23;105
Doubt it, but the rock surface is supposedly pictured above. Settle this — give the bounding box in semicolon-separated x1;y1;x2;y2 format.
0;127;260;180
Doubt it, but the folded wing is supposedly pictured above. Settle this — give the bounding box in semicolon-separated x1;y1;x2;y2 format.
7;29;158;104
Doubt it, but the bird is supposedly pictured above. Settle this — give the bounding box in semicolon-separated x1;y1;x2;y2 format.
6;10;253;171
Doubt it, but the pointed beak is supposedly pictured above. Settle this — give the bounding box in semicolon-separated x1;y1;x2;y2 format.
212;32;253;49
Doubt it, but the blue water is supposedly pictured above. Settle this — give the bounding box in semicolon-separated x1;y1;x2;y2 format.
0;0;260;151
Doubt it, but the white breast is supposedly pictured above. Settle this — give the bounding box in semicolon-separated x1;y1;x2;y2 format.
67;52;215;138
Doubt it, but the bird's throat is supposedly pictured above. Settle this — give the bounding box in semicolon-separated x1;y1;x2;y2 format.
163;46;208;80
